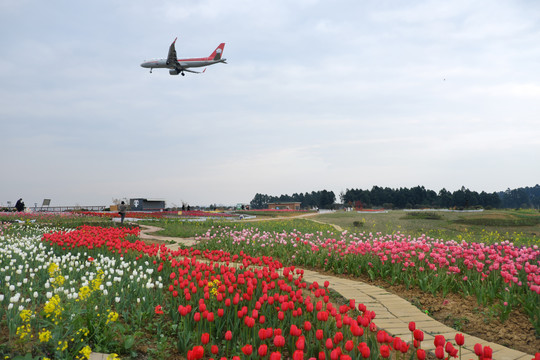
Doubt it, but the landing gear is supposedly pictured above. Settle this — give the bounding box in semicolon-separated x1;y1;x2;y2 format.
150;68;153;73
181;71;185;76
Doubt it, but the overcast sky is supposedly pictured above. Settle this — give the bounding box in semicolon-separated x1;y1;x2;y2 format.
1;0;539;208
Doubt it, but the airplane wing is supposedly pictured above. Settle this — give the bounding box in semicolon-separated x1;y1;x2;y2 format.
182;68;204;74
166;37;178;66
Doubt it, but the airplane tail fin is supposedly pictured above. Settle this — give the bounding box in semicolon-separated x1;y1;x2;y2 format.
208;43;225;61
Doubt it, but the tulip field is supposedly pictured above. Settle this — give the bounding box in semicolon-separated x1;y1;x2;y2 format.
1;212;539;359
197;225;540;333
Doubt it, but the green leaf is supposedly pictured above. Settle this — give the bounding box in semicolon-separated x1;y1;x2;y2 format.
124;334;135;350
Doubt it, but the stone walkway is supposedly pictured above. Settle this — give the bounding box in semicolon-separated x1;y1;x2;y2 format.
92;225;535;360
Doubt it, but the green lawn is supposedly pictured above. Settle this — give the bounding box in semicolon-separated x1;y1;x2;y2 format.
311;209;540;246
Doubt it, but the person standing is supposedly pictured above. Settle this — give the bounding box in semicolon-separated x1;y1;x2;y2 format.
118;201;127;224
15;198;25;212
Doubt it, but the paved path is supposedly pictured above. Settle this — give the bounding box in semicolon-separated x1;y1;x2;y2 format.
92;224;535;360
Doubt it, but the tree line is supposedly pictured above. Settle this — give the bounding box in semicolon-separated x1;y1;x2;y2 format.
499;185;540;209
250;185;540;210
341;186;501;209
250;190;336;210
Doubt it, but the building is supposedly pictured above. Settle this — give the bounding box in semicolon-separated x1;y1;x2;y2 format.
267;202;301;210
129;198;166;211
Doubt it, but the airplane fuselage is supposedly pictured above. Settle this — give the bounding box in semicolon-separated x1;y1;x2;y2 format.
140;58;226;70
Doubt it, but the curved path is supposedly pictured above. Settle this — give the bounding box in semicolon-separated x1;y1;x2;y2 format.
132;224;534;360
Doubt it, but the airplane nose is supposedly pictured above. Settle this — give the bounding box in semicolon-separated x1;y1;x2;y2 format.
140;62;148;68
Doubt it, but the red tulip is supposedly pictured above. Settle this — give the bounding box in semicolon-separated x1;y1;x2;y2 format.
345;340;354;352
377;330;387;343
455;333;465;346
293;350;304;360
325;338;333;349
274;335;285;348
270;352;281;360
258;344;268;357
380;345;391;358
474;343;483;356
296;336;306;350
201;332;209;345
413;329;424;342
318;351;326;360
241;344;253;356
408;321;416;331
435;346;445;359
417;349;426;360
434;335;445;347
188;345;204;360
483;346;493;359
211;345;219;354
358;343;370;358
225;330;232;341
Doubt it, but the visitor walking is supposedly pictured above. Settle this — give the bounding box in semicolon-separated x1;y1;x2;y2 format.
118;201;127;224
15;198;25;212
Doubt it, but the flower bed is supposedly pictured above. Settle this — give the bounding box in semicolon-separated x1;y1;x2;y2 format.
197;227;540;335
80;210;234;219
1;224;538;359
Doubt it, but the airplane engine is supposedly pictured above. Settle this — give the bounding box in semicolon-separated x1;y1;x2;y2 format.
169;69;180;75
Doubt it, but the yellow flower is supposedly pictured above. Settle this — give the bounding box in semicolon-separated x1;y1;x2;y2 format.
106;310;119;324
16;323;32;340
106;354;120;360
56;340;68;351
91;270;104;291
19;309;32;322
48;263;59;276
44;295;63;322
78;286;92;301
77;345;92;360
39;329;52;343
51;274;65;288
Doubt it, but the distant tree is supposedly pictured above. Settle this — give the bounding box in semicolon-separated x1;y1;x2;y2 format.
438;188;453;208
250;193;270;209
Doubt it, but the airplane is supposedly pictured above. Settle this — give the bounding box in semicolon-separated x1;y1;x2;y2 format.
140;38;227;76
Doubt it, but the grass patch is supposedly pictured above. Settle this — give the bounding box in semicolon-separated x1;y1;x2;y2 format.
455;216;540;227
403;212;443;220
311;210;540;246
234;210;315;218
140;218;337;238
